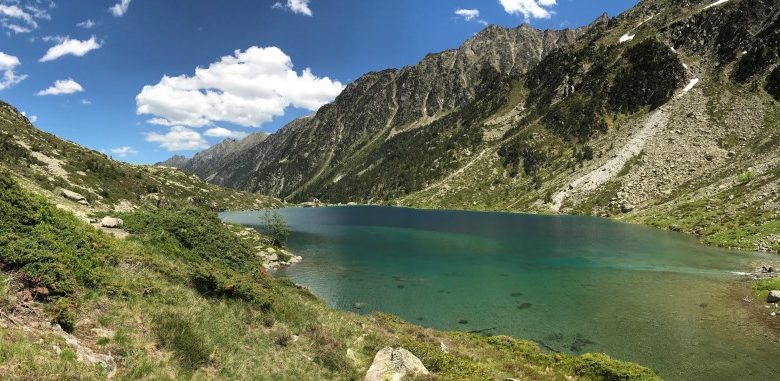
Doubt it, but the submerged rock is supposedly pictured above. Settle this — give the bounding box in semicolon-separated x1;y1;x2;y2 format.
364;347;429;381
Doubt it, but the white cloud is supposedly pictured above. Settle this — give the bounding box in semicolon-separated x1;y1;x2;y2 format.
109;146;137;157
455;9;480;21
136;46;343;128
204;127;249;140
0;51;27;90
3;23;30;33
109;0;131;17
81;99;91;105
77;19;95;29
0;4;36;27
498;0;557;20
145;126;209;152
25;4;51;20
36;78;84;96
0;1;53;34
21;111;37;123
455;8;488;25
39;36;101;62
273;0;312;16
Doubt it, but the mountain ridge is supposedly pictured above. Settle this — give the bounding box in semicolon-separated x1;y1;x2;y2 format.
172;0;780;253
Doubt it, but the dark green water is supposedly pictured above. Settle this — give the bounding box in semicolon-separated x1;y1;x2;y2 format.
221;206;780;380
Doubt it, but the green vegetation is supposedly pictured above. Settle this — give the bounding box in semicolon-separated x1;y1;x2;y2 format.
766;65;780;101
737;170;755;184
0;101;279;212
262;210;290;247
0;174;657;379
753;277;780;301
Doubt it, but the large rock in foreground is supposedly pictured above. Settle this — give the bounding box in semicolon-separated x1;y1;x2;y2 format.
364;346;429;381
99;216;124;228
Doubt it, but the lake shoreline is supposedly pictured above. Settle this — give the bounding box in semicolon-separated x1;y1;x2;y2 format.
280;202;780;255
223;206;780;380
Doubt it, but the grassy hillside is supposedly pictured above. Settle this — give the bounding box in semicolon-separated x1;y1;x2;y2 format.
0;174;658;380
0;101;280;213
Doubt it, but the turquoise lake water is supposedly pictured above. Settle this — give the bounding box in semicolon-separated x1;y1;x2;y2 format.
221;206;780;380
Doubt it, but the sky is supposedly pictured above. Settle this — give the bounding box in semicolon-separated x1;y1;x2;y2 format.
0;0;640;164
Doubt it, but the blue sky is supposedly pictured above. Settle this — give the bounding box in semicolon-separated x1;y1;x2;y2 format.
0;0;639;163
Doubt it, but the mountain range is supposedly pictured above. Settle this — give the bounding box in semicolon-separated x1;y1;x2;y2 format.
168;0;780;253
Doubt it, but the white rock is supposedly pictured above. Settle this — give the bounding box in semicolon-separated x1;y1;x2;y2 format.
364;347;429;381
59;188;86;202
100;216;124;228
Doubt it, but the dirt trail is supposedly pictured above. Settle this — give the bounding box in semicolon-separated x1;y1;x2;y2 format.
551;104;672;212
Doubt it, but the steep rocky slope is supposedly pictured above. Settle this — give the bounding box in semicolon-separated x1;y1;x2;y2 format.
178;21;592;198
0;101;280;214
183;0;779;253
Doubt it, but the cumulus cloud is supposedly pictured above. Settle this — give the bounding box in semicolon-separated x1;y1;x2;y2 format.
0;51;27;90
136;46;343;128
109;0;131;17
109;146;137;157
272;0;312;16
77;19;95;28
498;0;557;20
145;126;209;152
204;127;249;140
36;78;84;96
39;36;101;62
455;8;488;25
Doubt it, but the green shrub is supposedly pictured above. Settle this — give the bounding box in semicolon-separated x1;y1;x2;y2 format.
271;327;292;347
608;39;686;114
154;311;212;372
262;210;289;247
563;352;660;381
121;208;261;273
737;170;755;184
766;65;780;101
0;174;109;298
305;324;353;374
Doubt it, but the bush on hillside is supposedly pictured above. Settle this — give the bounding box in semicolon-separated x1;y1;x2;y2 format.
608;39;686;114
765;65;780;101
0;173;109;299
262;210;289;247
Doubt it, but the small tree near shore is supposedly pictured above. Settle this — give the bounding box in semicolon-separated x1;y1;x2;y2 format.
262;210;289;247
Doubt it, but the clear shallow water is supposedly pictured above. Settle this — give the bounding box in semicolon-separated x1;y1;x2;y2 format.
221;206;780;380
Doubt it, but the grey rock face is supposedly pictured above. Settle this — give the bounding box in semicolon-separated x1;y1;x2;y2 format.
180;24;587;199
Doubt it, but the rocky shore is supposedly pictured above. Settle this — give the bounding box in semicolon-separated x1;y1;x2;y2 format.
230;225;302;270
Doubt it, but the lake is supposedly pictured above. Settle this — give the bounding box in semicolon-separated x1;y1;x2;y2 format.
221;206;780;380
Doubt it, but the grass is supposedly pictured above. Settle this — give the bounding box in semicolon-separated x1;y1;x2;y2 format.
0;100;280;212
752;277;780;300
0;174;658;380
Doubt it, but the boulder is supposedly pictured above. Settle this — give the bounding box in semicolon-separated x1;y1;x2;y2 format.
100;216;124;228
364;347;429;381
59;188;86;202
620;203;635;213
767;290;780;303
